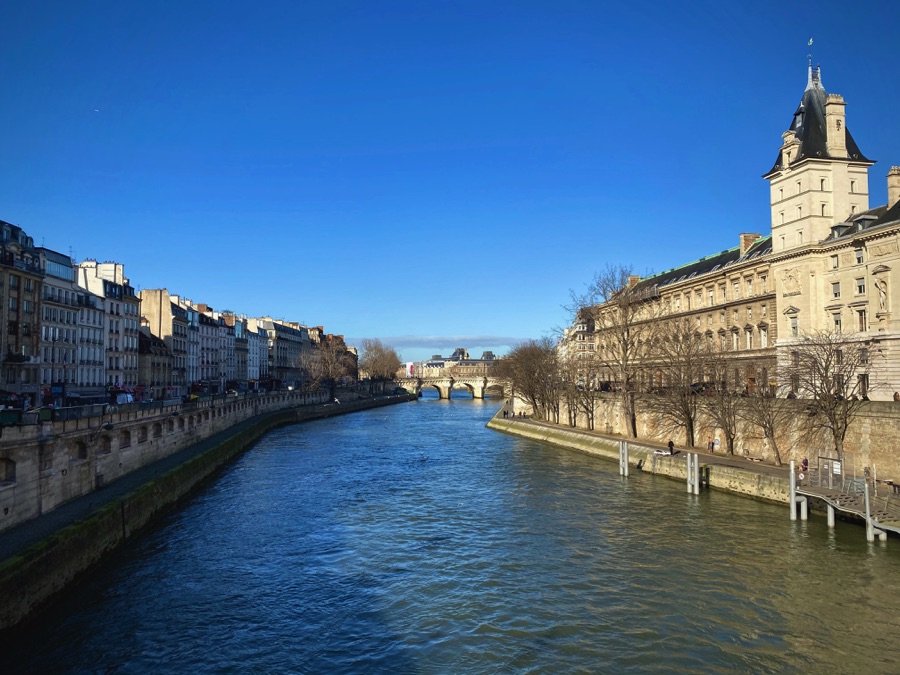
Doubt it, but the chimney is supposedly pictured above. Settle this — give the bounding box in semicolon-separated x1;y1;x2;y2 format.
825;94;847;157
627;275;641;289
739;233;761;256
888;166;900;208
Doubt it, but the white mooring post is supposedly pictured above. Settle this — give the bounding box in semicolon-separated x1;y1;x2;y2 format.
693;454;700;495
623;441;629;477
827;504;835;528
687;454;698;494
864;478;887;543
789;460;797;521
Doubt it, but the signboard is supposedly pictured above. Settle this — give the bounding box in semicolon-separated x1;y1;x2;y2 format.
832;461;842;475
51;385;63;396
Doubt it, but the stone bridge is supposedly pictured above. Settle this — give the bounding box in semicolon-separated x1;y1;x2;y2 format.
396;376;506;400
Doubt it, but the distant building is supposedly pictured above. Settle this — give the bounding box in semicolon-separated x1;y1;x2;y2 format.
76;261;141;396
0;222;43;405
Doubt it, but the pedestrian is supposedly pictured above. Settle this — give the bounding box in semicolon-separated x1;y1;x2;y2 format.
667;440;675;455
707;436;714;453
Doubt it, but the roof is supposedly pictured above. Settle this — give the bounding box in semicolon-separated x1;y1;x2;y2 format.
635;235;773;292
765;65;871;177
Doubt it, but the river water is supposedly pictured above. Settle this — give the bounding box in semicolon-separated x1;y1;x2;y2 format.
9;392;900;673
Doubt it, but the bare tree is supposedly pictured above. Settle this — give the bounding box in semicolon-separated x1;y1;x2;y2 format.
697;341;742;456
559;352;581;427
573;350;605;430
738;381;795;466
639;318;706;447
567;264;660;438
359;338;402;394
782;331;879;463
307;337;356;400
497;338;560;422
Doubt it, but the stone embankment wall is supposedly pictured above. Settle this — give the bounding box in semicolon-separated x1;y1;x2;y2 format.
0;394;414;632
487;417;792;505
511;396;900;482
0;392;331;533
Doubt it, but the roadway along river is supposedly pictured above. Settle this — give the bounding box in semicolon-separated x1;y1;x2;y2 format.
9;392;900;673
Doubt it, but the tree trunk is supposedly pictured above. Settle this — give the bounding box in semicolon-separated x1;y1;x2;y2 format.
685;420;695;447
769;436;783;466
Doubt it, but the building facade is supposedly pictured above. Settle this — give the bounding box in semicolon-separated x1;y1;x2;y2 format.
567;62;900;400
0;222;43;405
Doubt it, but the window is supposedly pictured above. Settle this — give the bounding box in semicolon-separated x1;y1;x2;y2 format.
856;278;865;295
720;285;726;301
761;276;767;293
696;290;702;307
798;230;804;244
820;178;826;191
24;278;32;292
855;248;864;264
747;307;753;321
707;314;712;326
746;278;753;295
851;180;856;193
830;255;839;270
675;298;681;311
732;331;739;350
821;203;827;216
860;347;869;364
733;309;738;323
733;281;740;299
708;289;714;305
832;282;841;299
9;275;18;289
760;326;768;348
858;309;867;331
762;304;767;318
791;317;799;337
833;313;842;332
746;330;753;350
8;298;16;312
858;374;869;398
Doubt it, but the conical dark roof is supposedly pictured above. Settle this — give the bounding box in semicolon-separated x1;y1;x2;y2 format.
764;66;871;176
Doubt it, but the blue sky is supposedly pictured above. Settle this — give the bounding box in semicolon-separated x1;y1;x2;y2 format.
2;1;899;362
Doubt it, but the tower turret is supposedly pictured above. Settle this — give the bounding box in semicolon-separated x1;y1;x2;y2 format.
763;65;874;252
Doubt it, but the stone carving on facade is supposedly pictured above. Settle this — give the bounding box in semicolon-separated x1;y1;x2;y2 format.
781;267;802;294
870;240;899;258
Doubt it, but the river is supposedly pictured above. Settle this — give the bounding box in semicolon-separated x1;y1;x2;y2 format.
8;391;900;673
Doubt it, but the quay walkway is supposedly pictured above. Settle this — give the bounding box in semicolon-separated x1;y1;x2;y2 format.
490;409;900;540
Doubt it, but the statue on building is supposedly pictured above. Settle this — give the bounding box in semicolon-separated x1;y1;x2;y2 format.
876;278;887;311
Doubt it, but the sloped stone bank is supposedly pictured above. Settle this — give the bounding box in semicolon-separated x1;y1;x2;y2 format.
487;416;791;505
